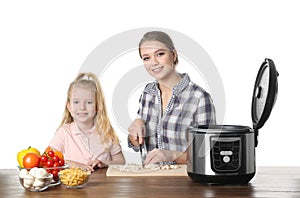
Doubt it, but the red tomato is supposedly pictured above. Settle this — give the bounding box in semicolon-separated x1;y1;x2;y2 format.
52;155;59;162
46;159;54;167
44;147;64;160
48;150;55;158
52;169;59;181
58;159;65;166
40;155;48;163
23;153;40;168
53;162;60;167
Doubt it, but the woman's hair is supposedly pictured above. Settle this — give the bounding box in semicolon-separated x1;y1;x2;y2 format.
138;31;179;65
59;72;119;146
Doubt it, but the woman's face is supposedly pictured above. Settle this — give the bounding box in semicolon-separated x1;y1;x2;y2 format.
67;86;96;126
140;40;177;81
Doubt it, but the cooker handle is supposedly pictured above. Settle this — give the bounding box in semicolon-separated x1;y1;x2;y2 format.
254;129;259;147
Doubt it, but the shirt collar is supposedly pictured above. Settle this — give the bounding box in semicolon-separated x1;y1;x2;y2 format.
172;73;190;96
144;73;190;96
73;122;96;135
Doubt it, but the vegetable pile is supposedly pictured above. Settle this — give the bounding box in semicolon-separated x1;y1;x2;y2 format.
17;146;65;181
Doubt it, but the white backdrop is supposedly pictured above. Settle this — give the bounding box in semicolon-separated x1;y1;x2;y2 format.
0;0;299;168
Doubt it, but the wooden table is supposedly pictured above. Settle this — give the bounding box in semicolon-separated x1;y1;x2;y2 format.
1;167;300;197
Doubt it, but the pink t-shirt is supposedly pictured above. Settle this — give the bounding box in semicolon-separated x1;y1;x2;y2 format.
49;122;122;164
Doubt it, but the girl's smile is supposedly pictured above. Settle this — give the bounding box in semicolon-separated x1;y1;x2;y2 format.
77;112;89;117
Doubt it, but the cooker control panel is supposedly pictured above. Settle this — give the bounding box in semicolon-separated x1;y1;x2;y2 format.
210;137;241;173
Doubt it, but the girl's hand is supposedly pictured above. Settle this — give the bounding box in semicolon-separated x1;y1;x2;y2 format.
144;149;186;165
87;152;125;170
88;159;110;169
65;160;94;172
128;118;146;146
87;159;100;170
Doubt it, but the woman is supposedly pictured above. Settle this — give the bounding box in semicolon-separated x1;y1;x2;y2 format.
128;31;216;165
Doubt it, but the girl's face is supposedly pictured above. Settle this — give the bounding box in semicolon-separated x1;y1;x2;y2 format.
67;86;96;126
140;40;177;81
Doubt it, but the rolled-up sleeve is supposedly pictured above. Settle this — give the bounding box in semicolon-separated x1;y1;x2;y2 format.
195;92;216;126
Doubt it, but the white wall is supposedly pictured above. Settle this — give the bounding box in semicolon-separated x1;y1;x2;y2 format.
1;0;299;168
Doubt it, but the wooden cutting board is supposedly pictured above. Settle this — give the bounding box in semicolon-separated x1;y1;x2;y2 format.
106;164;188;177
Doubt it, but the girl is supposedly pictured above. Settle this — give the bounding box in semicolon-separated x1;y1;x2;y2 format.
128;31;216;165
49;72;125;172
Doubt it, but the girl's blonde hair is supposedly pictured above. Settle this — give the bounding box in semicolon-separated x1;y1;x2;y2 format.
59;72;119;145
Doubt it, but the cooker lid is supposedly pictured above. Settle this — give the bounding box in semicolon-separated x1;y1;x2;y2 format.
251;58;279;131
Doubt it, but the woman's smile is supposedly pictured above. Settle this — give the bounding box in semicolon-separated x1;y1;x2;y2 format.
152;66;164;74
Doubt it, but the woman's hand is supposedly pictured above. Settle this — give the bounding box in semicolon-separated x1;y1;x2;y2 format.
128;118;146;146
144;149;187;165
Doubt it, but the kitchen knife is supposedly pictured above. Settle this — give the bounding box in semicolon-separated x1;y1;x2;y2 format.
139;144;145;167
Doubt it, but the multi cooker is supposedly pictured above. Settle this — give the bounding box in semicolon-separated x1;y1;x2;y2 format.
187;58;278;184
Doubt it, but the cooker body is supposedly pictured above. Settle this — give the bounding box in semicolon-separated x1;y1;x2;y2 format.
187;125;256;184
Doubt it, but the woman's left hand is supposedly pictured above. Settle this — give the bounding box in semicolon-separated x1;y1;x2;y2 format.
144;149;185;165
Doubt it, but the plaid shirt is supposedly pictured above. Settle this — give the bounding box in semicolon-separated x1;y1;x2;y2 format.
130;73;216;153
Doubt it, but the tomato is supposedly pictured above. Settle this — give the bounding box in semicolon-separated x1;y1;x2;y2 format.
51;169;59;181
58;159;65;166
52;155;59;162
23;153;40;168
53;162;60;167
48;150;55;158
17;146;41;168
40;155;48;163
44;147;64;160
46;159;54;167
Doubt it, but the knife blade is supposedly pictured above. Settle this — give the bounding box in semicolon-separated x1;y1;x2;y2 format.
139;144;145;167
